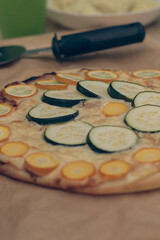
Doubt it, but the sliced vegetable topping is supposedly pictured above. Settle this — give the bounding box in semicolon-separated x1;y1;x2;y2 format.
35;79;68;90
27;103;79;125
132;69;160;79
0;125;10;142
76;80;110;98
4;84;38;99
86;70;118;83
0;103;13;117
42;89;88;107
55;73;84;85
25;153;58;176
108;80;145;102
44;121;92;146
133;148;160;164
134;148;160;164
87;126;138;153
133;91;160;107
103;102;128;117
61;161;95;180
1;142;29;157
124;105;160;132
99;160;132;180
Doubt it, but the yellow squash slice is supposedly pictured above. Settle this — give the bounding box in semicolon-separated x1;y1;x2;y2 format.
25;153;58;176
99;160;132;180
132;69;160;79
0;125;10;142
4;84;38;99
0;103;13;117
35;79;68;90
103;102;128;117
1;142;29;157
55;73;84;85
133;148;160;164
61;161;95;180
86;70;118;83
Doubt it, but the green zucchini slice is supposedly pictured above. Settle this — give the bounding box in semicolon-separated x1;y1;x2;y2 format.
76;80;110;98
27;103;78;125
87;125;138;153
42;89;88;107
133;91;160;107
44;121;93;146
108;80;145;102
124;105;160;132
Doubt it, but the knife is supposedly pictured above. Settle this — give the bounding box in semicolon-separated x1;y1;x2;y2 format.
0;22;145;66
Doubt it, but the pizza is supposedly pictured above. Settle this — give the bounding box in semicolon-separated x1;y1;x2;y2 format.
0;68;160;195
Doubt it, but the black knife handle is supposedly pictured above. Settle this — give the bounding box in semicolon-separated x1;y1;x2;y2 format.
52;22;145;60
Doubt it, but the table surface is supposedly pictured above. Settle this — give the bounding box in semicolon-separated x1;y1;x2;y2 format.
0;18;160;240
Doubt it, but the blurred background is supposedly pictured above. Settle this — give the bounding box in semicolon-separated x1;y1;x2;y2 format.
0;0;159;39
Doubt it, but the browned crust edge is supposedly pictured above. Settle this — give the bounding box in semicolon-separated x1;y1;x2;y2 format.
1;163;160;195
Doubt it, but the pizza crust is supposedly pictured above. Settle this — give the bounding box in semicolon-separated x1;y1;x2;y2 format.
0;161;160;195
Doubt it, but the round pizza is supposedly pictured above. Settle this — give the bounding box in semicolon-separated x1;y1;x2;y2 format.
0;68;160;195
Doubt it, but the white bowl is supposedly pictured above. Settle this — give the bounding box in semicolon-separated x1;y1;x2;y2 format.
47;0;160;29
